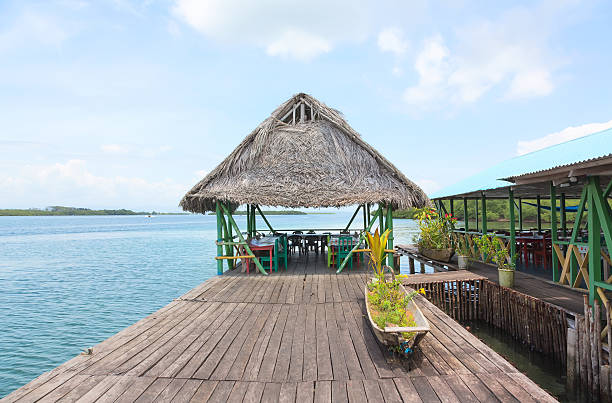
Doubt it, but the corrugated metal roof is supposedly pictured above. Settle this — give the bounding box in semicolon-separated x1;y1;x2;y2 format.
430;126;612;199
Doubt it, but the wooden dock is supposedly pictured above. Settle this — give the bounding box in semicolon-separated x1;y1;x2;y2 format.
3;254;556;402
397;243;583;315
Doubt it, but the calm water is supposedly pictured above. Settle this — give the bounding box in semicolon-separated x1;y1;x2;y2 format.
0;213;419;397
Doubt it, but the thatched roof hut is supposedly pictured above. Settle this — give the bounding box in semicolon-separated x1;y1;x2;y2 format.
180;93;429;213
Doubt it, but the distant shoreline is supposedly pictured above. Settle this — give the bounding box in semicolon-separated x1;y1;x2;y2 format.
0;206;188;216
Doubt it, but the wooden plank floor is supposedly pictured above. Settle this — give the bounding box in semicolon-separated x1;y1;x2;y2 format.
398;243;583;315
3;253;556;402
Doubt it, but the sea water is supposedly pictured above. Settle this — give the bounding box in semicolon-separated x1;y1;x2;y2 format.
0;213;419;397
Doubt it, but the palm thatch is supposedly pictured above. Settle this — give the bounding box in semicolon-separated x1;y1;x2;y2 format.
180;93;430;212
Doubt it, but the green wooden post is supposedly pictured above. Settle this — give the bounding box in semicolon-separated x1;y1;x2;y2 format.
560;193;567;237
256;205;274;233
216;201;224;275
463;197;469;233
518;198;523;232
536;195;542;232
337;208;381;273
550;183;558;282
450;199;454;218
220;211;233;270
366;204;371;221
569;186;588;284
246;204;251;237
481;194;487;235
219;203;267;275
344;205;362;232
378;204;384;233
362;204;367;231
386;205;394;271
587;178;601;305
509;189;516;264
475;199;479;232
251;204;257;236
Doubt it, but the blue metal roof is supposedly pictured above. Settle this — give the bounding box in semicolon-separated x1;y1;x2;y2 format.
430;127;612;199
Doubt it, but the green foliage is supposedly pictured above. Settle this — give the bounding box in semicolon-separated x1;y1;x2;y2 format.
474;234;515;270
413;208;457;249
367;279;424;330
452;234;473;257
0;206;170;216
365;228;391;278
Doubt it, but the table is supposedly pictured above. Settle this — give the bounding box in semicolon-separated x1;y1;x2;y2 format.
248;236;280;272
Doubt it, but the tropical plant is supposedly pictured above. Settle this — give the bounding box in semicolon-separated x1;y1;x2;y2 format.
474;234;515;270
365;228;391;280
413;208;457;250
453;233;472;257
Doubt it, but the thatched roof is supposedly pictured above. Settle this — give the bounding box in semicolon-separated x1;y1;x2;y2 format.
180;93;430;212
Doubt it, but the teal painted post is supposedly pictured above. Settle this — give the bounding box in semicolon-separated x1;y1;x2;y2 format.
481;194;487;235
378;204;384;233
387;205;394;271
537;196;542;232
560;193;567;237
550;183;558;282
509;189;516;263
587;177;601;305
518;198;523;232
216;201;224;275
251;204;256;236
463;198;469;233
475;200;479;232
362;204;367;231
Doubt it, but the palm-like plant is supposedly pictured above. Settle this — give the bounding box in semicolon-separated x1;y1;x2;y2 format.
365;228;391;279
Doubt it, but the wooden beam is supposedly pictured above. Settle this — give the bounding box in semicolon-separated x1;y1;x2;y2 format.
220;203;267;275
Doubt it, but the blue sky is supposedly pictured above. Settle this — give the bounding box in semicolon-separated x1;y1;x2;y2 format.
1;0;611;212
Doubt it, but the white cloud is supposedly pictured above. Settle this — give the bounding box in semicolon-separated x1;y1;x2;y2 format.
402;3;569;110
172;0;371;61
517;120;612;155
195;169;208;179
0;10;69;52
377;27;408;55
0;160;189;210
101;144;129;154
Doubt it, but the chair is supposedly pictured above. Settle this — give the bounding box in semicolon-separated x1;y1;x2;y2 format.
259;237;287;272
306;231;318;254
327;235;336;267
277;234;288;270
288;235;303;256
336;236;354;270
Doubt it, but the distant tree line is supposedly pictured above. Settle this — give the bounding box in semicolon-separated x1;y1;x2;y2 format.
0;206;185;216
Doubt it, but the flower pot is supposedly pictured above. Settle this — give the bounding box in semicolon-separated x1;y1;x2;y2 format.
498;268;515;288
457;255;469;270
418;246;455;262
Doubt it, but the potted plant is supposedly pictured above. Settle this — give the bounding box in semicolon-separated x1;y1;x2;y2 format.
453;234;472;270
364;229;429;355
414;208;457;262
474;234;515;287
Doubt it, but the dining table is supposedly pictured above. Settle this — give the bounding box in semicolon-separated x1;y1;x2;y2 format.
248;236;280;272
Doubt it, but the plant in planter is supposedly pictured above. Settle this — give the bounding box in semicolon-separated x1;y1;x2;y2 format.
474;234;516;287
414;208;457;262
452;234;472;270
364;229;429;355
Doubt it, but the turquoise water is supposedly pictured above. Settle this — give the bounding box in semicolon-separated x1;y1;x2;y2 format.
0;213;419;397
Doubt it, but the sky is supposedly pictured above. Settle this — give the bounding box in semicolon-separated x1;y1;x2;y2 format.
1;0;611;212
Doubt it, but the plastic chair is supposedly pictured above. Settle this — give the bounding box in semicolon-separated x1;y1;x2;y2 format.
327;235;336;267
336;236;353;270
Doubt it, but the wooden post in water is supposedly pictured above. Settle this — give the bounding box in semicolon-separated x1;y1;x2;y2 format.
567;327;577;395
420;261;425;273
409;257;415;274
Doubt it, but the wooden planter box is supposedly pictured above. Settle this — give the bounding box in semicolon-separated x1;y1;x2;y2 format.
418;246;455;262
365;281;430;354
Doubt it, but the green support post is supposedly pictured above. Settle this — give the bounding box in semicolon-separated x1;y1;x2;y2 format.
219;203;267;275
450;199;454;218
386;205;394;271
560;193;566;237
216;202;224;275
481;194;487;235
537;195;542;232
475;199;479;232
509;189;516;263
220;211;234;270
256;205;274;233
550;183;558;282
363;204;367;231
569;187;588;284
463;198;469;233
378;204;384;233
246;204;251;237
518;198;523;232
344;205;362;232
587;178;601;305
251;204;257;236
367;204;371;221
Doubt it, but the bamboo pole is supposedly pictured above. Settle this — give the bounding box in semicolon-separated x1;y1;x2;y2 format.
216;202;224;275
256;205;275;233
220;203;267;275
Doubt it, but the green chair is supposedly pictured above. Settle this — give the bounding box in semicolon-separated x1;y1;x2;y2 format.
327;235;336;267
259;237;288;272
336;236;354;270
